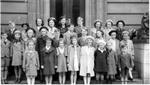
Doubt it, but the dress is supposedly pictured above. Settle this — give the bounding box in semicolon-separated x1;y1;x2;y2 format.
41;46;56;75
80;46;95;77
94;49;108;73
56;47;67;72
23;51;39;77
11;41;24;66
107;50;117;75
67;45;81;71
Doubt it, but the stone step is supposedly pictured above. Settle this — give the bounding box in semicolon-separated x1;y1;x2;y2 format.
6;78;143;84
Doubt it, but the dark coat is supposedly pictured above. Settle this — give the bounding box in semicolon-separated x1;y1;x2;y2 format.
41;46;57;75
36;35;48;65
6;29;17;42
94;49;108;73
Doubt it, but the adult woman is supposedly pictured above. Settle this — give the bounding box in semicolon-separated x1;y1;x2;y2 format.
58;16;68;38
47;17;60;40
35;18;44;37
74;17;87;38
89;20;103;38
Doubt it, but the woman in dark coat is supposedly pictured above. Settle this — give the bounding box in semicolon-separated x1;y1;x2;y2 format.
40;37;57;84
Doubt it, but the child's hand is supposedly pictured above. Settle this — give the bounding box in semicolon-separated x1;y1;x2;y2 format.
41;65;44;69
119;68;121;71
55;66;57;69
23;68;26;72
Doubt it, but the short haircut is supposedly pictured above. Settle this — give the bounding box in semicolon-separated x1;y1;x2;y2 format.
21;23;29;28
116;20;125;27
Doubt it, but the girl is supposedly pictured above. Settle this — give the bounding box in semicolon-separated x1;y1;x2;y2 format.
1;32;11;84
74;17;87;38
23;40;39;85
11;30;24;83
78;29;88;47
63;24;77;46
47;17;60;40
108;30;121;80
95;30;105;48
58;16;68;38
35;18;44;37
88;20;103;38
56;39;67;84
80;36;95;84
108;30;120;55
106;42;118;83
118;45;133;84
94;40;107;84
103;19;114;41
120;31;134;81
24;28;36;49
67;36;81;85
21;23;29;41
41;37;57;84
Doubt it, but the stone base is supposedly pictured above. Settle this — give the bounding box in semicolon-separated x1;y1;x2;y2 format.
134;43;150;84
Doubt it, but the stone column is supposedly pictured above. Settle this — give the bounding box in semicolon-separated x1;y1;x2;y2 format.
36;0;40;18
50;0;56;17
85;0;92;28
96;0;104;21
44;0;50;26
85;0;105;28
28;0;36;28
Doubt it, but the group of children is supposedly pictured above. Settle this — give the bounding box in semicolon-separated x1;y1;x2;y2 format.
1;16;135;84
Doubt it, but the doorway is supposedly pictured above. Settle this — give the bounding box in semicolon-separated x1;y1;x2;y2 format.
55;0;85;26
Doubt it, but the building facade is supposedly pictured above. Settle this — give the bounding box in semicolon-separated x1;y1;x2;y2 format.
0;0;149;31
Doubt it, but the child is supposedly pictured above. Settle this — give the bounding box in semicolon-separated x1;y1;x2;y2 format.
36;26;49;83
88;20;103;38
23;40;39;85
56;39;67;84
108;30;121;80
106;42;118;83
41;37;57;84
118;45;133;84
24;28;36;49
67;36;81;85
80;36;95;84
94;40;107;84
1;32;11;84
78;29;88;47
11;30;24;83
120;31;134;81
95;30;105;48
63;24;77;46
108;30;120;56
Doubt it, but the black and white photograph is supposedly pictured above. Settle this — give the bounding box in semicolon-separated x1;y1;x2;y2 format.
0;0;149;84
